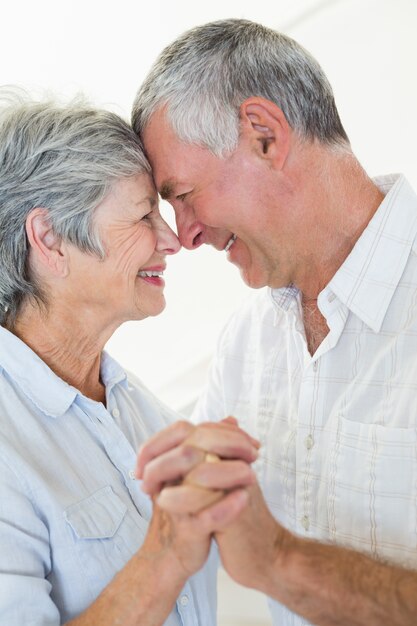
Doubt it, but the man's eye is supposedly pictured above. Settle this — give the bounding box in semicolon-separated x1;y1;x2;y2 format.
176;193;187;201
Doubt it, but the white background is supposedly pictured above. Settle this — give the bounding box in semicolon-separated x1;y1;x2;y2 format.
1;1;416;623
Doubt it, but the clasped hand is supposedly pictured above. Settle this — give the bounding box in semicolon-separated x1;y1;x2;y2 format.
136;418;287;591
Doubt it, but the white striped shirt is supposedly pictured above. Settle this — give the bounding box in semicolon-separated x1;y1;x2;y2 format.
194;173;417;626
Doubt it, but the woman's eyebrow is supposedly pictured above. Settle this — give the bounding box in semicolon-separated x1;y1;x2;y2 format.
136;195;157;208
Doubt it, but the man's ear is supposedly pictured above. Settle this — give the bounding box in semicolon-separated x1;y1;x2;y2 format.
25;208;68;277
239;97;291;170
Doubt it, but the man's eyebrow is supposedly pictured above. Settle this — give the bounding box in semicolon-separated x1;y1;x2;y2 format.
159;181;175;200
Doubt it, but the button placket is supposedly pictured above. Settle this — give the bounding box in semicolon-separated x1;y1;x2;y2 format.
305;434;314;450
297;365;318;540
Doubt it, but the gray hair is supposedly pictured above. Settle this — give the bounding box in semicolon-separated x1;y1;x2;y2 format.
0;89;150;327
132;18;349;156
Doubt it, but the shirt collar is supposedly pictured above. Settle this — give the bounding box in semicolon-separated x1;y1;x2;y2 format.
0;326;127;418
270;284;299;311
329;174;417;331
100;350;128;393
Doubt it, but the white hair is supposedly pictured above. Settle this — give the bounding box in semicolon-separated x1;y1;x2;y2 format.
0;89;151;326
132;18;349;157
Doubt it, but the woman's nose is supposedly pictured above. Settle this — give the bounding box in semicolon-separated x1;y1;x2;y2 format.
156;218;181;255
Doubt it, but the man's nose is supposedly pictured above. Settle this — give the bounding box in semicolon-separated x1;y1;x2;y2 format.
175;210;205;251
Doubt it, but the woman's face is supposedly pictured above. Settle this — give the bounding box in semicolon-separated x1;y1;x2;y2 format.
65;173;180;328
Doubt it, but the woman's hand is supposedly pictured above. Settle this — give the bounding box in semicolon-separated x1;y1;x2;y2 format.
140;498;214;578
136;418;260;514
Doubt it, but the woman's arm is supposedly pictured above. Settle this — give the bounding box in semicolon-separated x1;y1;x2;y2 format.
67;503;205;626
0;420;257;626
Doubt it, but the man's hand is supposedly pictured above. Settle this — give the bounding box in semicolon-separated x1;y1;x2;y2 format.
136;418;287;589
147;465;290;592
213;483;290;591
136;417;261;594
145;448;417;626
136;422;417;626
136;418;260;512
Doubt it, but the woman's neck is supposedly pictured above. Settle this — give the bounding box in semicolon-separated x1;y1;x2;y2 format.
11;304;108;404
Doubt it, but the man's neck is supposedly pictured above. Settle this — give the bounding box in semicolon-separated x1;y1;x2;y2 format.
301;297;329;356
287;145;385;354
291;146;385;301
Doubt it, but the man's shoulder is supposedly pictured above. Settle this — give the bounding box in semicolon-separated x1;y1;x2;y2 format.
222;287;271;325
215;288;278;353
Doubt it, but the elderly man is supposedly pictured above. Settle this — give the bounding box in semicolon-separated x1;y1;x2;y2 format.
133;18;417;626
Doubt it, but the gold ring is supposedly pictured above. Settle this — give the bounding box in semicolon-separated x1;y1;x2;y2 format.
204;452;220;463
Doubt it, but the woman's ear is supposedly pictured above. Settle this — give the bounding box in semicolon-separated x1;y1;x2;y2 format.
239;96;291;170
25;208;68;277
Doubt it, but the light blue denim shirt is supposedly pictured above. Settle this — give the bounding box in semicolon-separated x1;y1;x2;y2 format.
0;326;217;625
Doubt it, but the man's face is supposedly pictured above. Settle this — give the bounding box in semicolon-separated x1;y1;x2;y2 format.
143;109;294;289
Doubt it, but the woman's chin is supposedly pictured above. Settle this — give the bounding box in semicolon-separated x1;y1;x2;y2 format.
131;297;166;321
150;299;167;318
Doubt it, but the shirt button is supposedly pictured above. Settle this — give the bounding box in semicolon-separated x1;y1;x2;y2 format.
179;595;189;607
312;361;318;372
112;408;120;418
301;515;310;531
129;469;136;480
305;434;314;450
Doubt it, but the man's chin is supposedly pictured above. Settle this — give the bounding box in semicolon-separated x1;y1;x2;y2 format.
239;268;268;290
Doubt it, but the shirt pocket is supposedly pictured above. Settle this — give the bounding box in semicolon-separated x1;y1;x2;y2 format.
327;417;417;567
64;485;144;588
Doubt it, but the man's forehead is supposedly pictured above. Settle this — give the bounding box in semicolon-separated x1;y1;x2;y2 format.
142;110;178;187
142;107;172;146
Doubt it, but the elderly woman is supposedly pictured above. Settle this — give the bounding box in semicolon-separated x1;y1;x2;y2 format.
0;93;258;626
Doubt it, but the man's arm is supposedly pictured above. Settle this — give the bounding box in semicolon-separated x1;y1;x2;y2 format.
212;484;417;626
139;422;417;626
